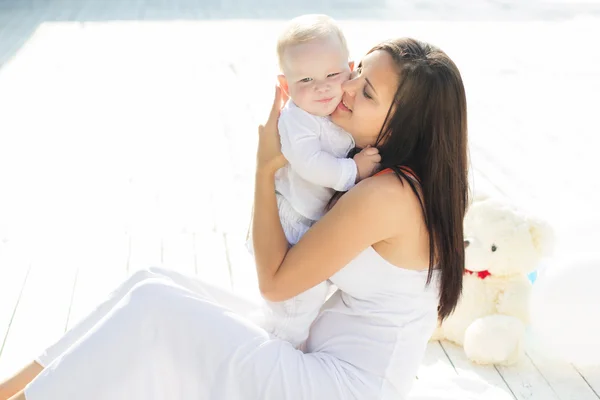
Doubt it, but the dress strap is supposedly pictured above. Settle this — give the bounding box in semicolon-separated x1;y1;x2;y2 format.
374;166;419;183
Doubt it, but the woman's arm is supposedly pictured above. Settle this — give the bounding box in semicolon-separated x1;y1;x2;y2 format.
258;174;406;301
251;86;290;295
252;166;289;295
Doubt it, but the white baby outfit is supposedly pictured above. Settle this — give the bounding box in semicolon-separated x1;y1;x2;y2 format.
249;100;357;348
276;100;357;223
25;247;440;400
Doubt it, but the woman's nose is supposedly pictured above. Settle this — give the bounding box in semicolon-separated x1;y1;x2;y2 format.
341;78;357;96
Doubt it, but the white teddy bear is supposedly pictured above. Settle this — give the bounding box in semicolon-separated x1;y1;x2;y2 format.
431;195;554;365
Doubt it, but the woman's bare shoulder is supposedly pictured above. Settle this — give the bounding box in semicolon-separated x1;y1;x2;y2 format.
350;171;424;221
357;172;429;269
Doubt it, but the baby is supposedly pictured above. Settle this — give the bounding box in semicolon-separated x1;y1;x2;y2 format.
249;15;380;348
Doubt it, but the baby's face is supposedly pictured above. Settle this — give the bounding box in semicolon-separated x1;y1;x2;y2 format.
280;37;351;117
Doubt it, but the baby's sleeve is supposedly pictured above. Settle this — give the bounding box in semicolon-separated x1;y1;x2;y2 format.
279;108;357;191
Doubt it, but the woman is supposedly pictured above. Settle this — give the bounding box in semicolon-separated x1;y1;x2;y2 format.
0;37;468;400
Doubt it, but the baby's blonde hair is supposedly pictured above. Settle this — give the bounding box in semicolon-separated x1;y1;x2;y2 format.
277;14;349;71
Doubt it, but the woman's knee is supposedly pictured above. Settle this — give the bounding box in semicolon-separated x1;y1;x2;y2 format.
146;266;173;277
127;268;158;286
126;279;186;319
126;267;173;288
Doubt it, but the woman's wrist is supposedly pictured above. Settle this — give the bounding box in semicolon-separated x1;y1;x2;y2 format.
252;160;288;293
255;164;279;180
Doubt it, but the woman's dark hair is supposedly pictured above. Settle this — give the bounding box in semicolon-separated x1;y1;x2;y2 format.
330;38;469;321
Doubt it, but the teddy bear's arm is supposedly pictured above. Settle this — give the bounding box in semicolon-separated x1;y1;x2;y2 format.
496;279;532;323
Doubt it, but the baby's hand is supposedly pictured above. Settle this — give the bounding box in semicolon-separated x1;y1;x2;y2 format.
353;146;381;182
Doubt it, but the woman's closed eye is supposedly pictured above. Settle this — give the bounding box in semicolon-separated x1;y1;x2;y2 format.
355;67;374;100
298;77;313;83
327;72;340;78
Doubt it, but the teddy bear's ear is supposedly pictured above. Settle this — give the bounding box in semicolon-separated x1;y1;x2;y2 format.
528;217;555;257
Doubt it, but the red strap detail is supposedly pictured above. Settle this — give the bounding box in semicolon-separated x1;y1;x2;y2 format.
374;168;393;177
374;166;419;183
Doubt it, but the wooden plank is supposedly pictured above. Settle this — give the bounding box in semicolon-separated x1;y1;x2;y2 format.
66;232;129;331
121;175;163;277
524;345;599;400
574;366;600;399
153;178;214;247
417;340;457;380
126;230;163;275
471;164;509;201
440;341;516;398
224;232;261;303
193;229;232;291
0;239;78;380
469;142;545;216
161;232;196;277
209;60;256;241
495;352;561;400
0;240;30;381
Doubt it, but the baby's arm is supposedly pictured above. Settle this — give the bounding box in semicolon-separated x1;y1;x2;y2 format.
279;110;357;191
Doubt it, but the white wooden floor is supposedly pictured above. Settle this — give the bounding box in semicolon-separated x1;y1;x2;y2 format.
1;3;599;399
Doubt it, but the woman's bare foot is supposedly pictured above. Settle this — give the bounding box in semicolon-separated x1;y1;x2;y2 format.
0;361;43;400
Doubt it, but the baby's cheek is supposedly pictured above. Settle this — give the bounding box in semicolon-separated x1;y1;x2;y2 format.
295;85;309;99
333;75;349;93
293;85;313;107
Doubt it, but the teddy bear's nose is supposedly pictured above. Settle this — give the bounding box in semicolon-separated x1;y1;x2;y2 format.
464;239;470;248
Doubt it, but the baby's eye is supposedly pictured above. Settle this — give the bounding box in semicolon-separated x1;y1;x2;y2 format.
327;73;340;78
299;78;313;83
363;87;372;100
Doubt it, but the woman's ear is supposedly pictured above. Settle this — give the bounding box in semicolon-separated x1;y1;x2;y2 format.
277;75;289;96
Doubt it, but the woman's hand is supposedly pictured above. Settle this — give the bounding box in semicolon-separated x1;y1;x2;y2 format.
252;86;291;295
256;85;289;176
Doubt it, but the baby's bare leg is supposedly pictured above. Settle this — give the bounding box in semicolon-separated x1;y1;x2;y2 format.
0;361;43;400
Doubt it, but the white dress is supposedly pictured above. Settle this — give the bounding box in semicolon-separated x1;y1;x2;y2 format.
24;246;440;400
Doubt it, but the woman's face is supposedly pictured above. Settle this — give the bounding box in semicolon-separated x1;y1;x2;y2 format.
330;50;399;148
